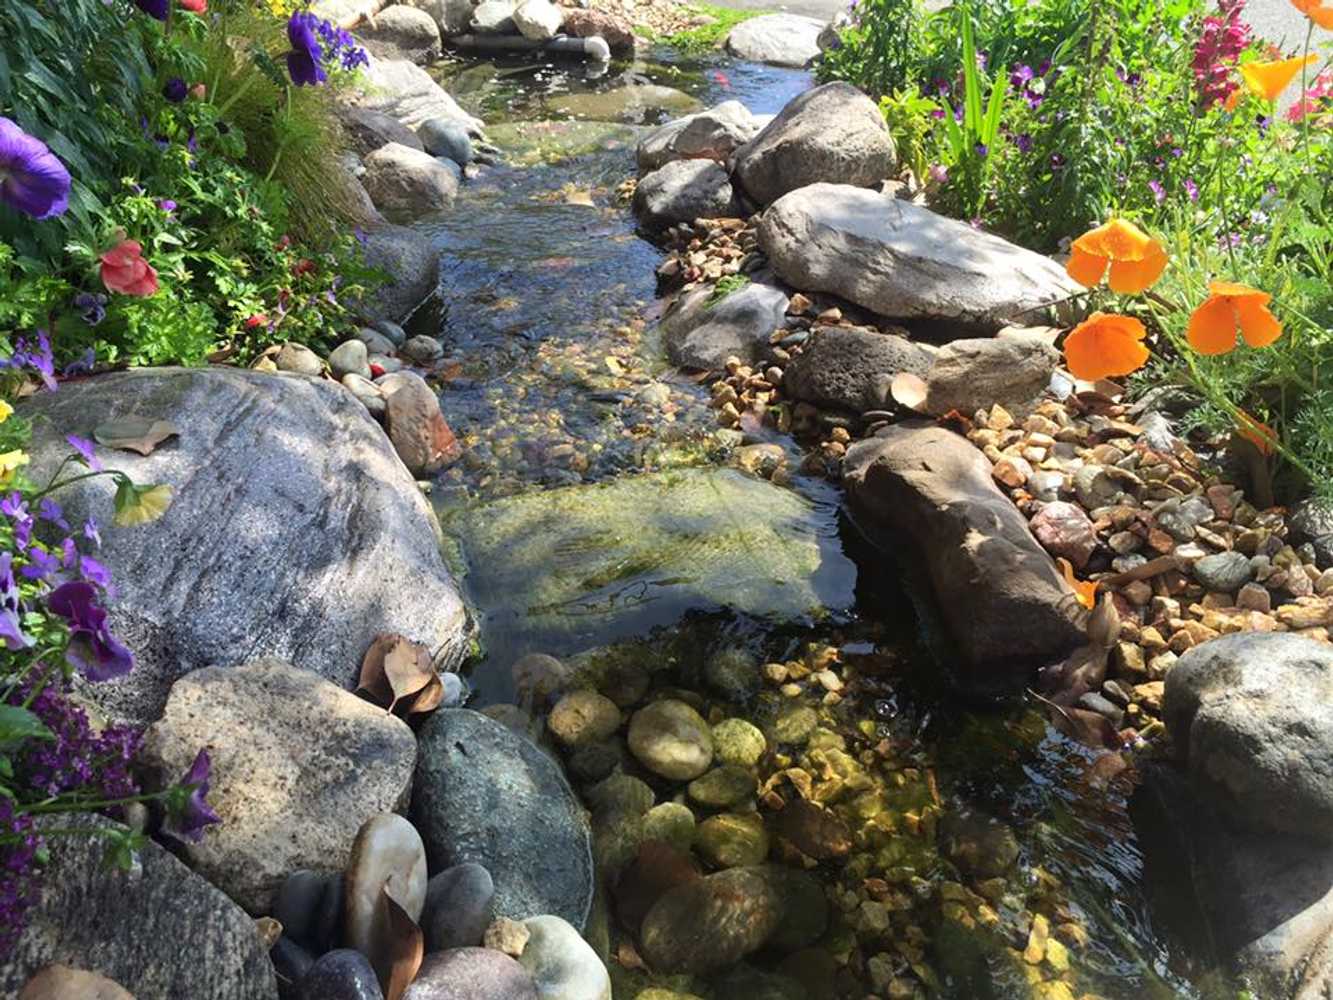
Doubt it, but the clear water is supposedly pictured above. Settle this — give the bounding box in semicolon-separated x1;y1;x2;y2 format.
416;43;1227;1000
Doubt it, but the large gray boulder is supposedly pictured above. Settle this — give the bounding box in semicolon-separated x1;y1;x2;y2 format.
1164;633;1333;843
359;223;441;323
783;325;932;413
356;5;443;64
636;101;763;174
339;106;426;156
412;710;595;930
512;0;562;39
758;184;1082;331
661;280;789;370
733;83;894;206
345;55;485;134
725;13;824;68
20;368;470;728
632;159;736;231
397;0;475;35
141;658;418;913
0;816;278;999
362;142;459;221
843;423;1084;693
1134;764;1333;1000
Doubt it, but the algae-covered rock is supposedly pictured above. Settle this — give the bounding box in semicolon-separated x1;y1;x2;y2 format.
448;469;855;656
484;120;645;166
547;85;701;124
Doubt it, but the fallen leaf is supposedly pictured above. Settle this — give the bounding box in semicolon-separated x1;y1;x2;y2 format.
1031;689;1122;749
375;885;423;1000
403;674;445;718
1056;557;1098;609
382;639;434;714
564;187;596;207
358;634;440;717
605;356;625;376
93;417;179;456
890;371;929;413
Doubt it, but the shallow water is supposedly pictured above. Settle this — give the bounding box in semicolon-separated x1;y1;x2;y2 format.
419;43;1223;1000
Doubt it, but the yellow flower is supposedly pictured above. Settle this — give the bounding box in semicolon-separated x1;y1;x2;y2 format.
113;484;174;527
0;449;29;484
1240;54;1320;101
0;400;12;424
1066;219;1169;294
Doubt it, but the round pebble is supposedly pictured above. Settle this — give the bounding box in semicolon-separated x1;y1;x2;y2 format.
1194;550;1253;592
627;699;715;781
687;765;757;809
547;690;621;747
696;812;771;868
771;706;818;745
712;718;766;767
640;802;697;851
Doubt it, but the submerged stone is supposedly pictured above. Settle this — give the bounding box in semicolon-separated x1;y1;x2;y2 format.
547;85;701;124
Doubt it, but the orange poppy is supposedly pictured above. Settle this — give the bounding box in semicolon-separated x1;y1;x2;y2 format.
1224;88;1242;111
1066;219;1169;294
1290;0;1333;28
1186;281;1283;355
1235;410;1278;455
1057;557;1099;610
1062;312;1151;380
1240;54;1320;100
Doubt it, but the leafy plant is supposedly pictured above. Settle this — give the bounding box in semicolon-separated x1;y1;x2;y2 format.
934;6;1007;219
818;0;924;98
657;3;768;54
878;89;941;184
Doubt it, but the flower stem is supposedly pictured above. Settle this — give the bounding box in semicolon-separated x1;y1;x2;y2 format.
29;470;126;504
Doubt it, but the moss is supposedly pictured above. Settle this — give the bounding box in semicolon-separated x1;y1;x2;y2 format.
652;3;770;54
706;274;751;308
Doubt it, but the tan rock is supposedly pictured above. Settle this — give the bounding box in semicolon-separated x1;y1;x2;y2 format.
20;966;134;1000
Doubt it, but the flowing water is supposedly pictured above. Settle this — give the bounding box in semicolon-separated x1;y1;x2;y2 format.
414;43;1232;1000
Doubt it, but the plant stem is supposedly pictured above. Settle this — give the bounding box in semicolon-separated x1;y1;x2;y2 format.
265;86;294;183
21;790;168;816
29;469;125;503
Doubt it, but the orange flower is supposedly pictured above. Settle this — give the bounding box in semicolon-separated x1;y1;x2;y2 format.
1240;54;1320;100
1066;219;1169;294
1062;312;1150;380
1235;410;1278;455
1186;281;1283;355
1292;0;1333;25
1057;557;1099;610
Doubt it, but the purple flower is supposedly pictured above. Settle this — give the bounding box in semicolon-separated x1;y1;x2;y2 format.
158;199;177;214
0;553;32;650
2;493;33;549
20;546;61;581
134;0;169;19
66;435;102;472
64;347;97;376
1148;179;1166;204
1014;133;1033;153
73;293;107;327
1050;152;1067;171
80;555;111;589
163;77;188;103
47;580;134;682
286;13;328;87
170;749;221;842
974;142;989;158
60;537;77;570
0;799;39;954
1185;177;1200;202
0;118;71;221
38;498;68;531
1010;64;1034;89
83;517;102;548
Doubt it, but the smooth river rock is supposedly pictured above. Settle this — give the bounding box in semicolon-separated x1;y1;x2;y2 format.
344;813;429;968
359;223;442;323
0;816;277;999
725;13;824;67
356;4;442;64
402;948;539;1000
660;280;789;370
918;336;1060;415
412;709;595;929
345;55;485;134
734;83;894;206
627;699;715;780
19;368;470;728
757;183;1082;331
140;658;417;913
632;159;736;231
296;949;383;1000
361;142;459;222
636;100;763;174
639;867;784;974
517;915;612;1000
422;863;497;950
843;423;1085;693
1164;632;1333;842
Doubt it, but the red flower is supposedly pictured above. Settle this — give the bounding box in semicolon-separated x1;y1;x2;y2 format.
275;234;292;251
244;314;269;329
179;0;208;12
99;240;158;297
292;258;315;277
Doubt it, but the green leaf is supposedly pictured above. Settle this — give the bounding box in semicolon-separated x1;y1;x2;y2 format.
0;704;54;748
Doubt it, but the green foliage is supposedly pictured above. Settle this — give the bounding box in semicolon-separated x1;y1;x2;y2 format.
933;7;1007;219
817;0;923;98
706;274;751;306
656;4;767;54
878;90;940;185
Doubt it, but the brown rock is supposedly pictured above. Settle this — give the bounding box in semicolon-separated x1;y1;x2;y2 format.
774;799;852;860
1029;501;1097;569
21;966;135;1000
380;370;462;475
558;7;635;51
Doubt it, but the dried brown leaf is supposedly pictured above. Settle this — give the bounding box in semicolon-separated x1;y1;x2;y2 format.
890;371;929;413
404;674;445;718
93;417;179;456
382;639;433;714
377;886;423;1000
356;634;401;705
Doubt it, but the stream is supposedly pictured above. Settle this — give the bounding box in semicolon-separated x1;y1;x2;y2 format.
410;41;1229;1000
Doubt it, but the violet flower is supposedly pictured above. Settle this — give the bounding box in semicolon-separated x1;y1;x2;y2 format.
0;553;32;650
286;13;328;87
134;0;169;19
64;348;97;376
46;580;134;682
72;293;106;327
1149;179;1166;204
38;498;68;531
66;435;103;471
21;546;60;581
80;555;111;589
83;518;102;549
170;749;221;842
163;78;188;104
0;118;71;221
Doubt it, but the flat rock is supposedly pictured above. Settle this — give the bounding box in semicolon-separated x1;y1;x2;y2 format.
19;368;470;727
357;5;442;64
402;948;539;1000
362;142;458;222
397;0;476;35
660;280;788;370
345;55;485;134
547;85;700;125
636;100;762;174
412;709;595;929
513;0;563;39
920;336;1060;414
757;184;1082;331
633;159;735;231
140;658;417;913
725;13;824;67
339;106;426;156
843;423;1084;694
419;117;474;165
18;966;134;1000
783;324;932;412
1164;632;1333;842
734;83;894;206
472;0;517;32
358;223;441;323
0;816;277;999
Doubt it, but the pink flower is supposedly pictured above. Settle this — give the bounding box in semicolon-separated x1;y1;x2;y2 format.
1287;69;1333;121
99;240;159;297
1193;0;1253;109
179;0;207;12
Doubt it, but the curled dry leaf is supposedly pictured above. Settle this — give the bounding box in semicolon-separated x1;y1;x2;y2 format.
375;885;423;1000
93;417;179;456
890;371;929;413
357;634;446;719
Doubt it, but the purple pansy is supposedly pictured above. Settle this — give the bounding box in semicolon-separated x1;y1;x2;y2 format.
286;13;328;87
171;749;221;842
163;78;188;103
1014;133;1033;153
0;118;71;221
80;555;111;589
66;435;102;472
0;553;32;650
72;293;107;327
46;580;134;682
64;347;97;376
20;546;60;581
134;0;169;19
38;498;68;531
